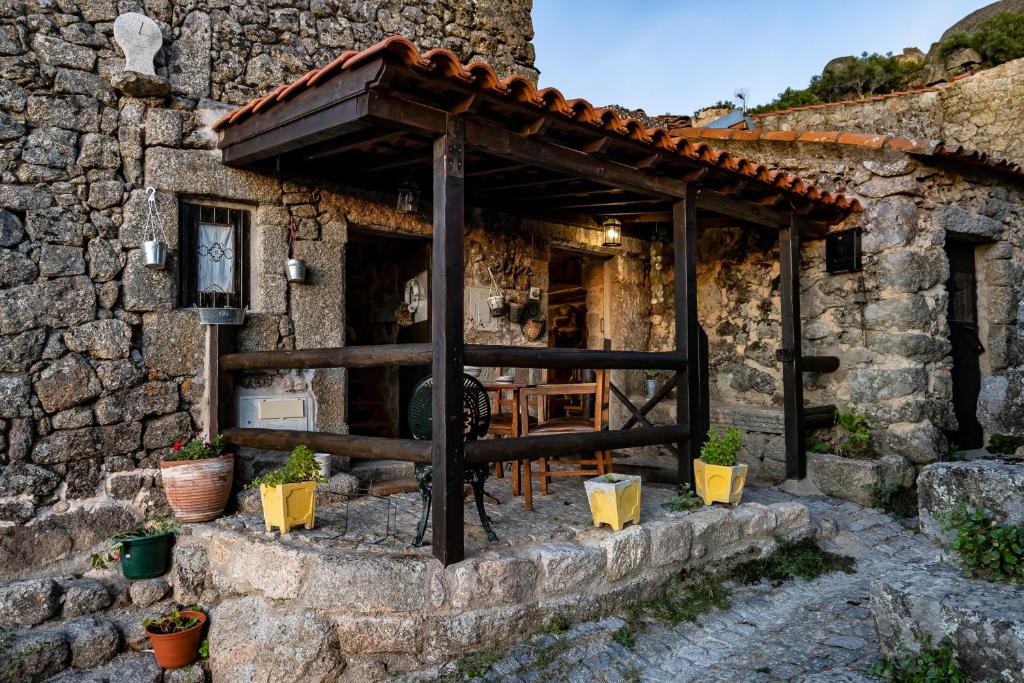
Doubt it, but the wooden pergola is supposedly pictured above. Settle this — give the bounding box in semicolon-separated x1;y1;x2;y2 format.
210;37;858;565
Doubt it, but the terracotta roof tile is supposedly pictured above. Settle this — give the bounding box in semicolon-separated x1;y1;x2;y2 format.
678;127;1024;181
213;35;862;214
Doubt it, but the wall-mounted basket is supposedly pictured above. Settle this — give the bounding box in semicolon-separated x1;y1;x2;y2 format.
196;307;246;326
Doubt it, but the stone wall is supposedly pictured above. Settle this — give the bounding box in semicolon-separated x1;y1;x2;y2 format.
0;0;537;576
650;140;1024;469
753;56;1024;165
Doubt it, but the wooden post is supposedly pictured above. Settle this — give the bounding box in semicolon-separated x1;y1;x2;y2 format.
673;185;700;490
431;115;466;566
205;325;235;437
779;216;807;480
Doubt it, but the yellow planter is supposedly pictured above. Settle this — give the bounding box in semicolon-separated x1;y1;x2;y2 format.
259;482;317;533
693;460;748;506
584;474;641;531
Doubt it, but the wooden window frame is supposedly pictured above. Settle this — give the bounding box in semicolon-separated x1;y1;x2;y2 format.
178;201;251;309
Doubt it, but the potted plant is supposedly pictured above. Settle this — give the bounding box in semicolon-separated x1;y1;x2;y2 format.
160;433;234;523
143;606;207;669
91;519;179;580
247;444;326;533
583;473;642;531
507;292;526;323
644;369;660;399
142;187;168;270
693;427;748;506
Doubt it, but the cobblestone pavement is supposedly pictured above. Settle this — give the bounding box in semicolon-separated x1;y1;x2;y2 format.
419;487;947;683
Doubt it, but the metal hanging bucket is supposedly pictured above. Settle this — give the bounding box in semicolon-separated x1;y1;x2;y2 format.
142;239;167;269
286;258;307;283
142;187;169;270
487;294;506;318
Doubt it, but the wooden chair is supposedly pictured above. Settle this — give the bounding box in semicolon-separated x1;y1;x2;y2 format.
518;368;611;510
486;384;536;496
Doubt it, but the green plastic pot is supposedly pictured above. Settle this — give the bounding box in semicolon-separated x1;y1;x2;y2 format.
119;531;174;580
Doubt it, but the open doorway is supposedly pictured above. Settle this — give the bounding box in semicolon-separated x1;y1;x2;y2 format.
547;248;608;417
945;239;985;449
345;230;430;438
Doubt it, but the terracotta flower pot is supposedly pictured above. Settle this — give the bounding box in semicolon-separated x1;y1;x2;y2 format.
160;454;234;523
145;610;206;669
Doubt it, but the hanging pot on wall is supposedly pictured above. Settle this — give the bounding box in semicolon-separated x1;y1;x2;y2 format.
142;239;167;270
487;294;507;318
286;258;307;283
507;301;526;323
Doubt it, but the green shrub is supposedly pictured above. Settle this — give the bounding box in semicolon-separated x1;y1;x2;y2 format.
246;444;326;489
700;427;744;466
988;434;1019;455
835;409;871;458
544;614;570;635
940;10;1024;65
748;87;821;114
731;537;855;584
941;504;1024;583
869;635;967;682
91;518;180;569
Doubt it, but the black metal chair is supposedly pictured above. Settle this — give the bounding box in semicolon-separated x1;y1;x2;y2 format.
407;374;498;547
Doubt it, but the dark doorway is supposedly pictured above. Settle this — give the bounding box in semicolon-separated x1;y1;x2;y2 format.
345;230;430;437
945;239;984;449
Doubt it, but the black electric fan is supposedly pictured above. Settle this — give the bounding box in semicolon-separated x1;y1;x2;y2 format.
406;373;498;546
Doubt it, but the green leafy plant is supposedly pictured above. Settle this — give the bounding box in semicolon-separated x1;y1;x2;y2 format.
806;437;829;453
165;432;226;462
544;614;570;635
660;484;703;512
612;623;636;649
143;609;202;635
988;434;1020;455
246;444;326;489
199;638;209;659
868;483;918;519
947;441;967;462
644;369;660;379
731;537;855;584
644;576;732;626
442;646;503;681
869;635;967;682
835;409;871;458
700;426;744;466
939;10;1024;66
940;505;1024;583
90;518;180;569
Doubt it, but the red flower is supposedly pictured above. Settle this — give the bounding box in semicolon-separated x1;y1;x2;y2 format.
172;440;182;451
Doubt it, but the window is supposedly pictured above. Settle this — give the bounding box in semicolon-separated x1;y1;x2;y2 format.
178;202;250;308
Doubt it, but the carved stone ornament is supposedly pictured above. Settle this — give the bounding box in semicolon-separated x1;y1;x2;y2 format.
113;12;162;75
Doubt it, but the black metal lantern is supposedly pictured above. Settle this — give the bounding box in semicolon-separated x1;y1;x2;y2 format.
396;179;419;214
601;217;622;247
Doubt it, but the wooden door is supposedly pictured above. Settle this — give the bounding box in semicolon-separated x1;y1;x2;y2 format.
945;240;984;449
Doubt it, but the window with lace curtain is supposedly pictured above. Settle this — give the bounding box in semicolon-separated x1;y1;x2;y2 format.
178;202;250;308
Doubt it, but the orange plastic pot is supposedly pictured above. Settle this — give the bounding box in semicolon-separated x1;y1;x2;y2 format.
145;610;206;669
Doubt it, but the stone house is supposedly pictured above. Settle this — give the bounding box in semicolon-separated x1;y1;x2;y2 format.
1;0;1022;583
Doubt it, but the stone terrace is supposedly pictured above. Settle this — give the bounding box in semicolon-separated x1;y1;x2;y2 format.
171;477;814;681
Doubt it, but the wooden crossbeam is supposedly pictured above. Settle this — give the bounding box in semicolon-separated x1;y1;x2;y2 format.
608;382;679;457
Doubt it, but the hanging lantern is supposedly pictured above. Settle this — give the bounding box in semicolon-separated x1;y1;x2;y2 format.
396;179;419;214
601;217;622;247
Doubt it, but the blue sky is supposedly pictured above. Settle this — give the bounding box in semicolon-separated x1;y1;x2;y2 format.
532;0;990;115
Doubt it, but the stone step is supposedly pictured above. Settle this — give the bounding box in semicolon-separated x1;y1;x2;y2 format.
870;565;1024;681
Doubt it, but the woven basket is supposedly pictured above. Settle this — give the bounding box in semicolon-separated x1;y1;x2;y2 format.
522;318;545;342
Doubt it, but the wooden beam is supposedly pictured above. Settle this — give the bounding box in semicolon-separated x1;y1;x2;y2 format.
431;115;466;566
800;355;840;373
304;130;405;160
463;347;686;370
779;216;807;480
465;425;688;464
580;136;612;154
635;153;663;169
520;116;550;136
204;325;235;437
450;94;479;115
674;186;700;490
608;383;680;457
222;427;431;463
465;118;688;199
621;372;677;430
696;188;791;228
220;343;433;370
